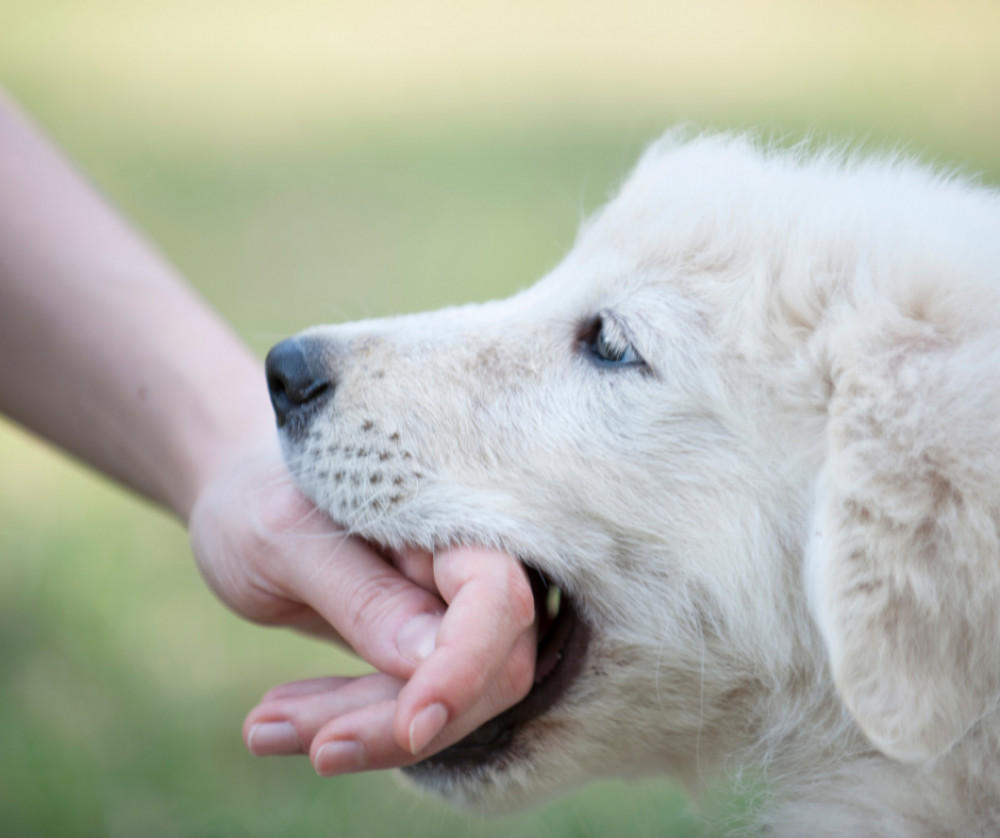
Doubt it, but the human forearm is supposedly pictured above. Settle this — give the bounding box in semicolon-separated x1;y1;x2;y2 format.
0;94;269;519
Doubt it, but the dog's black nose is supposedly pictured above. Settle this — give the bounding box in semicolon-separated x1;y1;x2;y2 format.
265;338;332;427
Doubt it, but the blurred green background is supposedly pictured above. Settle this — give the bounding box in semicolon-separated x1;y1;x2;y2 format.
0;1;997;836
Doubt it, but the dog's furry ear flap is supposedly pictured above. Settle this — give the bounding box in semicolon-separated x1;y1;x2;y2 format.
806;333;1000;764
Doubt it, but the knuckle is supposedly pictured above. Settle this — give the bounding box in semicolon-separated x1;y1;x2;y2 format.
346;573;413;634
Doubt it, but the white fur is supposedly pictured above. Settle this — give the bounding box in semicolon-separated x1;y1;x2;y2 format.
279;132;1000;835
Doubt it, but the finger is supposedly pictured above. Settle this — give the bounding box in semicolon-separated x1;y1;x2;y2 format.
245;673;404;757
259;675;360;703
261;513;447;679
393;546;537;755
310;700;407;776
387;546;436;592
284;614;351;646
306;636;536;774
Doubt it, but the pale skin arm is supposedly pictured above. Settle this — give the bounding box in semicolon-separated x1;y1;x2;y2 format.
0;93;536;774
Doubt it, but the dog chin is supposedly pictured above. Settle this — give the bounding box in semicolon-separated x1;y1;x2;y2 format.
399;751;558;815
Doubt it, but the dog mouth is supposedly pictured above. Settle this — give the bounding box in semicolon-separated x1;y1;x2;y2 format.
405;563;590;774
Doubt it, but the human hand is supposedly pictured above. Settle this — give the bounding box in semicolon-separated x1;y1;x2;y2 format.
241;544;538;775
188;435;537;774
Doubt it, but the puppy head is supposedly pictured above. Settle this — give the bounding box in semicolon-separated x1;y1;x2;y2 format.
268;132;1000;808
268;181;804;809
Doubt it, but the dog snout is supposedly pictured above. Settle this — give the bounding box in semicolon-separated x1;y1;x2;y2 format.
265;337;333;428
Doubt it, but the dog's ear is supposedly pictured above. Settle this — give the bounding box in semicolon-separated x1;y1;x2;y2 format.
806;332;1000;764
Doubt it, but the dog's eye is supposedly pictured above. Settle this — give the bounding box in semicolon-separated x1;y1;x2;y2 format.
581;313;645;368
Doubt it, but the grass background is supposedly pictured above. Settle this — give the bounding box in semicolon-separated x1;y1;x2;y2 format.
1;1;998;835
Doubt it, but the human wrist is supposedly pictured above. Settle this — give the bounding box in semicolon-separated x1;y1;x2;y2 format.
168;355;277;523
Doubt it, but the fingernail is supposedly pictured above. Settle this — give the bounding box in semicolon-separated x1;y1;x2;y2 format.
408;703;449;755
396;612;441;664
315;740;366;777
248;721;301;756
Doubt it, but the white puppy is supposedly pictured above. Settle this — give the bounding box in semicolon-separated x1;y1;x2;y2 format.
266;133;1000;836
